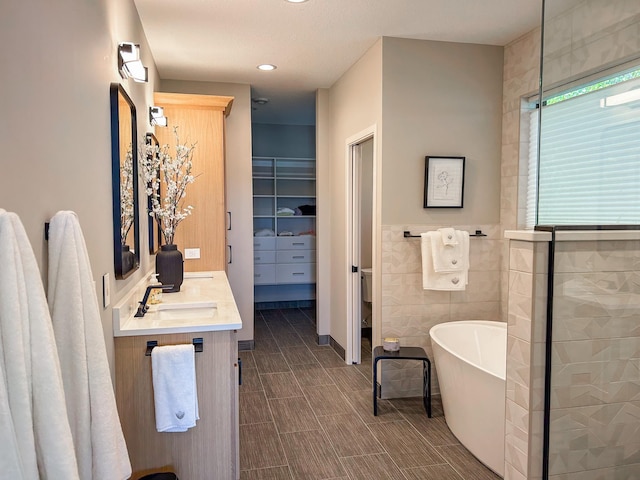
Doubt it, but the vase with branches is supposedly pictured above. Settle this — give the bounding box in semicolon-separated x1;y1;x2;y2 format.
141;127;197;291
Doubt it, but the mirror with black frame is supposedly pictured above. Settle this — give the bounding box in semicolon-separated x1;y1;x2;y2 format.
110;83;140;279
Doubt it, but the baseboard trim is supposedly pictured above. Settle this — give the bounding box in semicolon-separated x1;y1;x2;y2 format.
255;300;315;310
329;336;345;360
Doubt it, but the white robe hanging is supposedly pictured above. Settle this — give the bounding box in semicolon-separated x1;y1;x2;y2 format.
48;211;131;480
0;209;80;479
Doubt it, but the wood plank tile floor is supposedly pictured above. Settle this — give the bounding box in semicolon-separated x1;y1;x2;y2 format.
239;308;500;480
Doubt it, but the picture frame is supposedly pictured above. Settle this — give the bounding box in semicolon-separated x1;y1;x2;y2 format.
424;156;465;208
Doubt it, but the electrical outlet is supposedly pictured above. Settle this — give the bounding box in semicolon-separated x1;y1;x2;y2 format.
103;273;111;308
184;248;201;259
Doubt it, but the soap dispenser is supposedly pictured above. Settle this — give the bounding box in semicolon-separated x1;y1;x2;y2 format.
148;273;163;305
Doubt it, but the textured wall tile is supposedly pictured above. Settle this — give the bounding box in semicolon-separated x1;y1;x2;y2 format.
450;301;501;321
510;270;535;296
508;312;532;343
504;462;528;480
510;243;534;273
451;270;501;304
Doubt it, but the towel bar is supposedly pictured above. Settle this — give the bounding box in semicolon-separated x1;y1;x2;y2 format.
404;229;487;238
145;338;203;356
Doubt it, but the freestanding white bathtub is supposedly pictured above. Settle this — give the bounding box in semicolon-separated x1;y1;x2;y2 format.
429;321;507;477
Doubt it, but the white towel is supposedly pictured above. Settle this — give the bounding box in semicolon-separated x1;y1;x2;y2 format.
151;344;199;432
421;232;468;291
48;211;131;480
0;209;80;479
431;230;469;273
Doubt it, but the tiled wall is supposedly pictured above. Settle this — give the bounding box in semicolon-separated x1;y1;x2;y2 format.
548;239;640;478
505;237;549;480
542;1;640;87
380;224;502;398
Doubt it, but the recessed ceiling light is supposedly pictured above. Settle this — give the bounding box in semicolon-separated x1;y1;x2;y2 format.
286;0;309;3
257;64;277;71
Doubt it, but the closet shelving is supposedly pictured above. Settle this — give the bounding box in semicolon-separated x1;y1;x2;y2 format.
252;157;316;236
252;157;316;292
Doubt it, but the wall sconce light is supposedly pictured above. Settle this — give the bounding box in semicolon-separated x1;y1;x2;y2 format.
149;106;168;127
118;42;148;83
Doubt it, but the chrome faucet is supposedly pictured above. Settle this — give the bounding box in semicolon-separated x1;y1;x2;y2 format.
134;284;175;317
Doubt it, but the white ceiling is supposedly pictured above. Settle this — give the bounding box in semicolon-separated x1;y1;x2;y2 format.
134;0;547;124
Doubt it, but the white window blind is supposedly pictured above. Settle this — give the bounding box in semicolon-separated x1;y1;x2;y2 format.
526;68;640;227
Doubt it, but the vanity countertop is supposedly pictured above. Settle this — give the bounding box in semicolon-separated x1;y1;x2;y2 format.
113;271;242;337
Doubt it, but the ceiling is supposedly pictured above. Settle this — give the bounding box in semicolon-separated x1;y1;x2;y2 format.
134;0;549;124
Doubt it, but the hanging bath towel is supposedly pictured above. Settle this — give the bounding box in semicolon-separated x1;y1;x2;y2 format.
421;231;468;291
0;209;80;480
48;211;131;480
151;344;199;433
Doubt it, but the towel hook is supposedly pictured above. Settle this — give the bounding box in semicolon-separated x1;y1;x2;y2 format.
145;338;204;356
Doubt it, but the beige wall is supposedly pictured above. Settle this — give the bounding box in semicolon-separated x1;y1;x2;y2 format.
360;138;374;269
315;88;331;336
325;40;383;351
0;0;159;374
381;37;504;225
324;37;504;356
159;80;254;343
375;38;504;396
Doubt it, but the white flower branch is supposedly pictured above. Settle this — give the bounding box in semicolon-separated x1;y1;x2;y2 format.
140;127;198;245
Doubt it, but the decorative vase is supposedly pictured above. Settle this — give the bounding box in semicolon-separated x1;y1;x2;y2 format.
156;244;183;292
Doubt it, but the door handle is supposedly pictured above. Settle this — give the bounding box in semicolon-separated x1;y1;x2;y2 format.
227;211;232;230
227;245;232;264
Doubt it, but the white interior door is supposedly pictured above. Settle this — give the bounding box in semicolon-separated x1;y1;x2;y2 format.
350;142;362;364
345;126;376;365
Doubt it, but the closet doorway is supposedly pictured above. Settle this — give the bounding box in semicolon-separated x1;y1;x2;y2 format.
347;127;376;365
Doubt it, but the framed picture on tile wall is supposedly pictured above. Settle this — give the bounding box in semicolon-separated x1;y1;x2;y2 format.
424;156;465;208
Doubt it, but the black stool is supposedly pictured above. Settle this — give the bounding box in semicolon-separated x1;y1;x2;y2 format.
372;346;431;417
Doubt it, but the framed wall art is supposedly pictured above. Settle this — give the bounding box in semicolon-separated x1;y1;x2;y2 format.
424;156;465;208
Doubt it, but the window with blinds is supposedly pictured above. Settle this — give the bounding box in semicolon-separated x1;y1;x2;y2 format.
525;67;640;227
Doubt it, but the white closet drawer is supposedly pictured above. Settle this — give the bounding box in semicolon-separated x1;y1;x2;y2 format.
254;265;276;284
254;250;276;264
276;236;315;250
276;250;315;264
253;237;276;251
276;263;316;284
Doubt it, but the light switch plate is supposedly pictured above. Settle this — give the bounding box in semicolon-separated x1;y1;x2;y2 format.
184;248;201;259
103;273;111;308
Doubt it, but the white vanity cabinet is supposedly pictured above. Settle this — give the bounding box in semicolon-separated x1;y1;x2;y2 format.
113;272;241;480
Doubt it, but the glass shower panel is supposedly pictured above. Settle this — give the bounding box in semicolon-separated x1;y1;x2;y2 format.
539;1;640;478
547;237;640;478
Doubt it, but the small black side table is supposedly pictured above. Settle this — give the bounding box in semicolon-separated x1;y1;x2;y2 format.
372;346;432;418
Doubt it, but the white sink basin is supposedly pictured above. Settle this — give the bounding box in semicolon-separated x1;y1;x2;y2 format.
151;301;217;321
112;271;242;337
